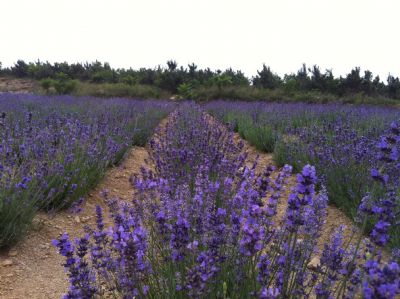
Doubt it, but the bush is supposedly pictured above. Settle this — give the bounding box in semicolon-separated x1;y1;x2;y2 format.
40;78;54;92
219;112;278;153
177;82;195;99
54;79;77;95
91;70;116;83
0;179;41;248
237;117;277;153
272;138;306;172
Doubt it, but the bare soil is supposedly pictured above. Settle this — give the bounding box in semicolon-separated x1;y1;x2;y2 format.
0;77;37;94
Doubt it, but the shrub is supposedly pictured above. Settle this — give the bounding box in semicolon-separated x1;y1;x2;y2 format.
0;178;41;247
53;78;77;95
239;122;277;153
177;82;195;99
91;70;115;83
39;78;53;92
218;112;278;153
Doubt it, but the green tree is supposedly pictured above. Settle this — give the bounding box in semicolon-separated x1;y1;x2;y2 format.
253;64;282;89
11;60;29;78
387;75;400;99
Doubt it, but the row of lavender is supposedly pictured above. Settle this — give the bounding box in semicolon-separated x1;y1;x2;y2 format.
205;101;400;247
55;103;399;298
0;93;174;248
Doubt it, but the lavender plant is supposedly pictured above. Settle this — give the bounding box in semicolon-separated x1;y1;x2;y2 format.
55;104;399;298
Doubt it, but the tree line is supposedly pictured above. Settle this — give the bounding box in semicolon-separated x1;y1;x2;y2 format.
0;60;399;99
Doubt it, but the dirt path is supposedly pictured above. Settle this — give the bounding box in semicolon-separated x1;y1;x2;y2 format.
0;146;152;299
236;131;358;247
206;112;363;250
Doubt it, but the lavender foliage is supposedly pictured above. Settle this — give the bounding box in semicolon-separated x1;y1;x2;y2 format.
0;93;173;248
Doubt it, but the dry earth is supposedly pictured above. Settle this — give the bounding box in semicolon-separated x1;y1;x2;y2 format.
0;77;37;94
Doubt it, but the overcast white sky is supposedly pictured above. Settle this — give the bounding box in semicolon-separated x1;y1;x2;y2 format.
1;0;399;80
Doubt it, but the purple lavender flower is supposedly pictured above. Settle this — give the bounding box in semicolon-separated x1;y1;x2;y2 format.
239;206;265;256
170;215;190;261
362;259;400;299
53;233;97;298
257;254;271;285
321;226;346;275
285;164;317;232
370;220;391;247
259;287;280;299
186;251;219;298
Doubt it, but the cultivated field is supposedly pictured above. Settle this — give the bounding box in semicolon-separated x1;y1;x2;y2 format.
206;100;400;247
0;95;399;298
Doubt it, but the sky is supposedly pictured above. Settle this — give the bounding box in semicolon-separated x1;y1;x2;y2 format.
1;0;399;80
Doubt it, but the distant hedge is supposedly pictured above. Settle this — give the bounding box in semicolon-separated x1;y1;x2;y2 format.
1;60;400;102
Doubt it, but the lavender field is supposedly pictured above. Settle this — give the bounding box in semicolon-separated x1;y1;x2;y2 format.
206;101;400;246
0;93;174;248
1;96;400;298
53;103;399;298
